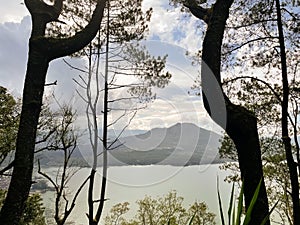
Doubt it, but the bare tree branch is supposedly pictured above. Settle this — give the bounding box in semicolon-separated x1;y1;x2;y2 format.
0;161;14;176
223;36;279;55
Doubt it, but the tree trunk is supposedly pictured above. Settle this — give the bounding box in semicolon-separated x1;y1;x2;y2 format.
0;46;49;224
88;169;96;224
0;0;106;223
275;0;300;223
95;2;109;222
226;103;270;225
200;0;270;224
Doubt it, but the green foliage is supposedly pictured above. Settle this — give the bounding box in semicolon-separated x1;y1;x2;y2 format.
104;42;171;104
36;102;78;153
0;189;46;225
61;0;171;103
0;86;19;164
188;201;216;225
221;0;299;72
219;136;294;223
217;179;276;225
135;191;187;225
48;0;153;50
104;202;130;225
104;190;216;225
123;44;172;94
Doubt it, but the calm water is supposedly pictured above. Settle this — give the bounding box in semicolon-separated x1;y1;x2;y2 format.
41;164;231;224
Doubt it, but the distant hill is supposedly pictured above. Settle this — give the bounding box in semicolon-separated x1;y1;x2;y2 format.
109;123;224;166
37;123;225;167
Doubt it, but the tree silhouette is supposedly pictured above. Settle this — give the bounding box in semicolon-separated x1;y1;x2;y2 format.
0;0;107;224
169;0;270;224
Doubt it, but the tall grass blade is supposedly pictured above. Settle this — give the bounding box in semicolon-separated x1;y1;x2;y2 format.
217;177;226;225
235;181;244;225
243;179;262;225
228;183;235;225
232;203;236;224
260;200;279;225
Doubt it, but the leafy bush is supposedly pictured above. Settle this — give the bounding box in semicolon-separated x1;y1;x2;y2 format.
104;190;216;225
0;189;46;225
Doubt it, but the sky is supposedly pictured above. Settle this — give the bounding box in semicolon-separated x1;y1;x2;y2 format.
0;0;223;134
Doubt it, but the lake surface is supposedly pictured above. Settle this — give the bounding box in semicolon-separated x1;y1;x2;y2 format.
41;164;232;224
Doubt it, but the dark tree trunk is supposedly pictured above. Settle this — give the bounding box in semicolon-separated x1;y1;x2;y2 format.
199;0;270;224
0;47;49;225
225;103;270;225
92;3;109;223
275;0;300;223
0;0;106;224
88;169;96;224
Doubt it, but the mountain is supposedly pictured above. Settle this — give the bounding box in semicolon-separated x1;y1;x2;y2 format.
37;123;225;167
108;123;224;166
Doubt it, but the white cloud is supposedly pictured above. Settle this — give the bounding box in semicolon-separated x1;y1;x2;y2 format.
0;15;83;100
0;0;218;133
0;1;29;23
142;0;204;53
0;16;31;95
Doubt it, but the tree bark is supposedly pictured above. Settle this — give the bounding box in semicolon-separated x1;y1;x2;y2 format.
95;2;109;222
0;47;49;225
0;0;106;224
275;0;300;223
199;0;270;224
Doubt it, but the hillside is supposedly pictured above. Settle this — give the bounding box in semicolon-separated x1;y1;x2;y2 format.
37;123;225;167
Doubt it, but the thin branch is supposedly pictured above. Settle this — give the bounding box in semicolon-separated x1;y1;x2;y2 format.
64;59;88;74
75;89;89;104
67;175;91;212
37;160;59;193
107;110;137;150
35;127;58;145
222;75;282;102
93;198;109;203
223;75;299;133
107;110;127;128
226;19;277;29
223;36;279;54
281;7;299;20
106;142;124;151
0;161;14;176
73;78;87;90
108;83;144;90
45;80;58;86
108;105;147;111
108;96;139;103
